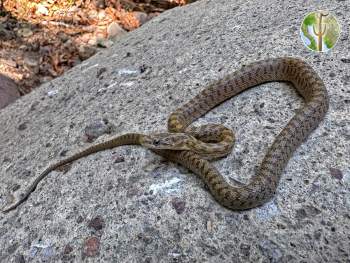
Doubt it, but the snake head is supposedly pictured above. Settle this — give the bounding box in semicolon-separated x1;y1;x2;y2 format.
140;133;193;151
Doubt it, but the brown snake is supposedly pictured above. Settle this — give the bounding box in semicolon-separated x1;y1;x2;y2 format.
2;57;328;212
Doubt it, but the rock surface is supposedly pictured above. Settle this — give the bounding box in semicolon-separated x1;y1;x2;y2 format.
0;74;20;109
0;0;349;262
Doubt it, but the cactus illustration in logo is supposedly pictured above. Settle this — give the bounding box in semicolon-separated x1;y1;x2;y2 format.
312;11;328;51
300;10;340;52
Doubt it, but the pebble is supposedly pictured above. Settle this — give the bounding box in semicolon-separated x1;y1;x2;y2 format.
0;24;15;40
83;119;114;142
63;244;73;255
96;67;107;78
258;240;283;263
78;45;96;60
107;22;127;41
17;27;33;37
23;56;39;73
83;236;100;257
329;168;343;180
295;205;321;220
171;197;186;214
97;38;114;48
88;216;105;231
133;12;149;25
18;122;27;131
340;58;350;63
36;4;49;16
114;155;125;163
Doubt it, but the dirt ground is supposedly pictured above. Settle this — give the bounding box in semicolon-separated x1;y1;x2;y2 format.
0;0;192;95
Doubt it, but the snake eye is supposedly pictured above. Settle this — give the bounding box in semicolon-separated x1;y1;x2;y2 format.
153;139;160;146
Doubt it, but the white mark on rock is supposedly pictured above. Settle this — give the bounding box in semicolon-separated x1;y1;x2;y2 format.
106;82;119;89
30;247;38;257
120;81;134;87
206;220;213;233
32;241;51;249
104;81;134;91
168;252;182;258
255;200;280;220
149;177;182;195
96;87;105;93
82;63;99;73
178;67;189;74
30;240;53;258
47;90;58;97
117;68;140;76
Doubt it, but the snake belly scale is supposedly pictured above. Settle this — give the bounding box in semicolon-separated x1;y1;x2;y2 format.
2;57;328;212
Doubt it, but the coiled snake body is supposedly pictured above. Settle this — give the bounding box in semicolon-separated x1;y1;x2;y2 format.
2;57;328;212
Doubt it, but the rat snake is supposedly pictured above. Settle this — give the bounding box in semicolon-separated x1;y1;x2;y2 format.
2;57;328;212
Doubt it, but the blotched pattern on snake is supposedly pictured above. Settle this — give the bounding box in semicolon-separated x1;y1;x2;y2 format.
2;57;328;212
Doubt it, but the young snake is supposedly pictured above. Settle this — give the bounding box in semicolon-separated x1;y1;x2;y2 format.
2;57;328;212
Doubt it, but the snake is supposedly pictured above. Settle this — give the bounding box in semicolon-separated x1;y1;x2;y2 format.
2;57;328;212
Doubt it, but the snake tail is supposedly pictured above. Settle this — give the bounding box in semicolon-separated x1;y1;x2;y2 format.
2;133;143;213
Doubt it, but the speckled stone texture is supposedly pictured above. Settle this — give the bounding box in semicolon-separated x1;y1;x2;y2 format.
0;0;349;262
0;74;19;109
